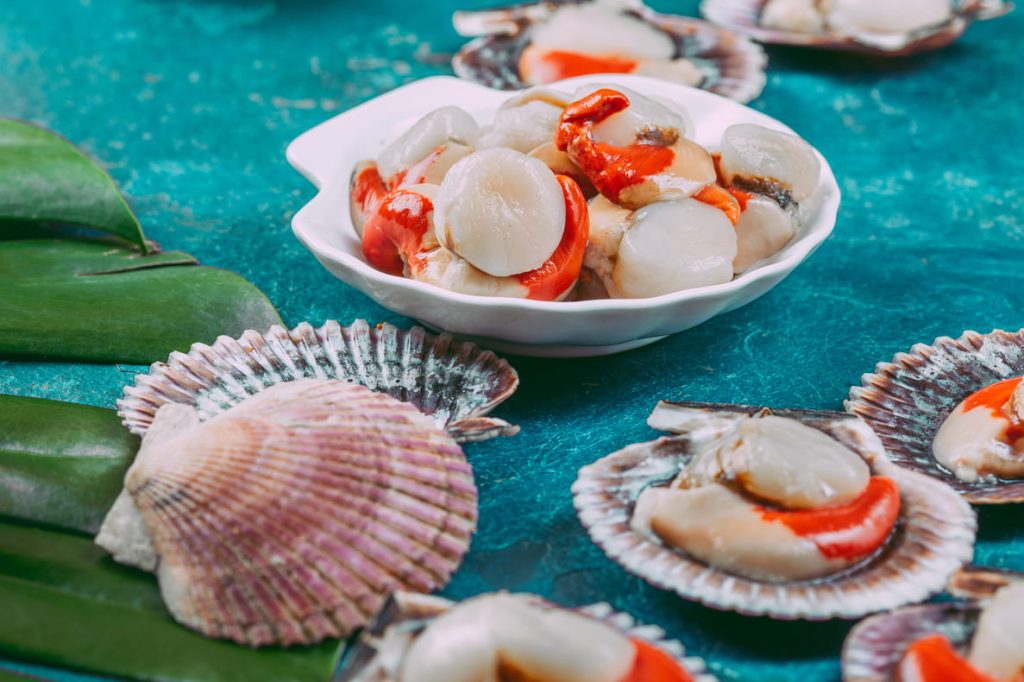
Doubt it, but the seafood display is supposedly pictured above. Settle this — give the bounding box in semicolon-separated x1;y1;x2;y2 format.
847;329;1024;503
631;412;899;582
350;84;822;301
700;0;1013;56
843;569;1024;681
932;377;1024;482
761;0;952;34
337;591;716;682
574;402;977;619
117;320;520;444
96;379;479;646
453;0;766;103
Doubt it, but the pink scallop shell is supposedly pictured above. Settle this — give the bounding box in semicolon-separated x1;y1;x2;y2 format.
573;402;977;620
700;0;1013;56
337;591;719;681
117;319;519;444
846;328;1024;504
452;0;767;103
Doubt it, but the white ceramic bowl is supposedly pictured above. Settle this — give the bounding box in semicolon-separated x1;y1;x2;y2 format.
287;75;840;357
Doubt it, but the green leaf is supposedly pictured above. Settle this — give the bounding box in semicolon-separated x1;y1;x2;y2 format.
0;395;138;536
0;521;344;682
0;119;148;252
0;239;283;363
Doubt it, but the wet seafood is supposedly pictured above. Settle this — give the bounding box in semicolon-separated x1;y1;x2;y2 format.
762;0;952;34
351;84;822;300
701;0;1013;57
453;0;767;104
843;570;1024;682
847;329;1024;503
574;402;977;619
338;592;716;682
932;377;1024;482
97;379;479;646
631;410;899;582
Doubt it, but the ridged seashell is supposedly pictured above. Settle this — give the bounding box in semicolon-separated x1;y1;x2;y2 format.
117;319;519;444
700;0;1013;56
572;401;977;620
841;566;1024;680
841;602;980;681
96;379;479;647
452;0;767;104
336;591;718;682
846;329;1024;504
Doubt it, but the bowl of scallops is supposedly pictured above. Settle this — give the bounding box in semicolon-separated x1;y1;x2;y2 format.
287;74;840;356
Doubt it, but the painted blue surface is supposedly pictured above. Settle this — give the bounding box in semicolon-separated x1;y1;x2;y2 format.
1;0;1023;680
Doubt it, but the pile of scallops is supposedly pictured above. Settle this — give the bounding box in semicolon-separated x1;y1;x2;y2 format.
350;83;821;301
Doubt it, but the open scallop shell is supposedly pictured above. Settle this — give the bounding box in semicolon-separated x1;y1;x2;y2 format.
97;379;479;647
700;0;1013;56
846;328;1024;504
117;319;519;444
452;0;767;103
572;401;977;620
336;591;718;681
841;567;1023;680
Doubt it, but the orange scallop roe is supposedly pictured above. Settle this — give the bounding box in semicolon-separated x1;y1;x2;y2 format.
623;638;693;682
520;48;639;83
961;377;1024;443
757;476;900;561
899;634;1000;682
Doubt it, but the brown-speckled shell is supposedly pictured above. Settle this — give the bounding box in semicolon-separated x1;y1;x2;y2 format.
337;591;719;682
117;319;519;444
452;0;767;103
572;402;977;620
700;0;1013;56
846;328;1024;504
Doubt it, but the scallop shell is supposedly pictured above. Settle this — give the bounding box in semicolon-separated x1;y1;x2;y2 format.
336;591;719;682
96;379;479;647
117;319;519;444
841;602;980;681
845;328;1024;504
842;566;1024;679
700;0;1013;56
572;401;977;620
452;0;767;104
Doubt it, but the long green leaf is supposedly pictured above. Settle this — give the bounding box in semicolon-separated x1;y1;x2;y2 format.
0;119;147;252
0;395;137;535
0;239;283;363
0;522;344;682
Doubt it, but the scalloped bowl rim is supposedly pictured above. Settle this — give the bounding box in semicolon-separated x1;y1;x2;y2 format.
286;75;840;348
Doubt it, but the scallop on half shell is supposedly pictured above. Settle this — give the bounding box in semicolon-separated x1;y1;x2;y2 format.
572;401;977;620
97;379;480;647
842;567;1024;681
336;591;718;682
846;328;1024;504
452;0;767;104
117;319;519;444
700;0;1012;56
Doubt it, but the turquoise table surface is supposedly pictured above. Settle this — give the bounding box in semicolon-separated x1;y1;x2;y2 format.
2;0;1023;680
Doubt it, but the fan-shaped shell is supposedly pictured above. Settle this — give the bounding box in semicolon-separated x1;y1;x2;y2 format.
841;602;980;681
452;1;767;103
97;379;478;647
699;0;1012;56
572;401;977;620
117;319;519;444
846;329;1024;504
337;591;719;682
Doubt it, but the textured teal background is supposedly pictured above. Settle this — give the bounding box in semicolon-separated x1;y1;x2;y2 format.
1;0;1023;680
